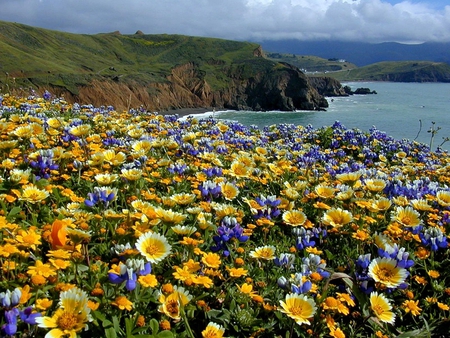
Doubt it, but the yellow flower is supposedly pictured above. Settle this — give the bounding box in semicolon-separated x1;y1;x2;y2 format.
0;243;20;258
155;208;187;224
173;266;196;281
69;124;91;137
226;266;248;278
282;210;307;226
228;161;250;178
237;283;257;297
436;190;450;207
322;208;352;228
370;292;395;324
428;270;440;279
102;149;126;166
94;173;119;186
368;257;408;288
136;232;172;263
171;225;196;236
192;275;214;288
278;293;317;325
121;168;143;181
27;260;57;278
402;300;422;316
158;286;192;320
201;252;222;268
365;179;386;192
15;227;42;250
36;298;54;311
170;192;196;205
36;287;92;337
219;182;239;201
19;185;49;204
410;199;432;211
369;197;392;212
315;184;335;198
391;206;422;228
249;245;276;260
202;322;225;338
335;171;362;184
111;296;133;311
437;302;449;311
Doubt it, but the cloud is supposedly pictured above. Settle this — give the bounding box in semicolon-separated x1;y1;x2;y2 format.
0;0;449;43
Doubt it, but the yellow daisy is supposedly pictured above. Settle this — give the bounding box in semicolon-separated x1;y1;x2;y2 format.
278;293;317;325
436;190;450;207
282;210;307;227
391;206;422;228
370;292;395;324
315;184;335;199
36;287;92;337
249;245;276;260
219;182;240;201
322;208;353;228
201;252;222;268
170;192;196;205
402;300;422;316
365;179;386;192
158;286;192;320
368;257;408;288
69;124;91;137
111;295;133;311
121;168;143;181
202;322;225;338
136;232;172;263
19;185;49;204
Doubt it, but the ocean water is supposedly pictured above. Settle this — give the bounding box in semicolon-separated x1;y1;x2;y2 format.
190;82;450;150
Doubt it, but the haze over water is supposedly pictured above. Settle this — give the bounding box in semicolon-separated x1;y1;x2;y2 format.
207;82;450;151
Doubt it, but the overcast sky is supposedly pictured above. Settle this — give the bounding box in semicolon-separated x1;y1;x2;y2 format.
0;0;449;43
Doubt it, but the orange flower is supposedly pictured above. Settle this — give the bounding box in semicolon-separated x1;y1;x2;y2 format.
49;219;69;250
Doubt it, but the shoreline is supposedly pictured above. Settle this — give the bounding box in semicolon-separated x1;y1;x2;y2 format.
160;107;215;117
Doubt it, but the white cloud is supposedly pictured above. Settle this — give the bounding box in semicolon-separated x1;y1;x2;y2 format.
0;0;449;43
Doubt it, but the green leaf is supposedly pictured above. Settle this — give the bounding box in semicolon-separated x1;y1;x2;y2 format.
156;331;174;338
7;206;22;218
149;318;159;334
105;327;118;338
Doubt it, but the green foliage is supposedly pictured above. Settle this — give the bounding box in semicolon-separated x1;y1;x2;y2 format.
0;20;266;93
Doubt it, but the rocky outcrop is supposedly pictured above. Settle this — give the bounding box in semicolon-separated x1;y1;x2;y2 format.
307;76;348;97
39;61;328;112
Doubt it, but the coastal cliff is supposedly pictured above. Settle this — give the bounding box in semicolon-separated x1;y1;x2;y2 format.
0;21;328;112
39;60;328;112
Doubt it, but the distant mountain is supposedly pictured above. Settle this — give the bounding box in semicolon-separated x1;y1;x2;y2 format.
257;40;450;67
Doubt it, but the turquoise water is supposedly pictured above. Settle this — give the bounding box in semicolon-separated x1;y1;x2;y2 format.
193;82;450;150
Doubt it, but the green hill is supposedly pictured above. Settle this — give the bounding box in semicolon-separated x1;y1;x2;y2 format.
0;21;327;111
266;53;357;73
0;21;263;93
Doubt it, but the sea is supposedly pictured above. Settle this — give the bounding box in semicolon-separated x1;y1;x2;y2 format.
186;82;450;151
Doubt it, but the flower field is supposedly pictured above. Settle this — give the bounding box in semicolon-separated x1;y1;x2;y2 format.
0;92;449;338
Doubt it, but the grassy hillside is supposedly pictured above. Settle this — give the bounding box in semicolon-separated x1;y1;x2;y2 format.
311;61;450;82
266;52;357;73
0;21;268;93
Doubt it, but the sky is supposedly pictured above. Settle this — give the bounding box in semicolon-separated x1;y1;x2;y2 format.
0;0;449;44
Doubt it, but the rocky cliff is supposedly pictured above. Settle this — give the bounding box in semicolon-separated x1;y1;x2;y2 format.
31;61;329;112
307;76;348;97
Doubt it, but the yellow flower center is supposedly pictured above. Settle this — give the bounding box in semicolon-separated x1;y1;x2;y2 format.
289;305;304;316
401;216;411;225
57;311;78;330
372;304;384;316
377;267;394;281
166;299;179;316
145;243;159;256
